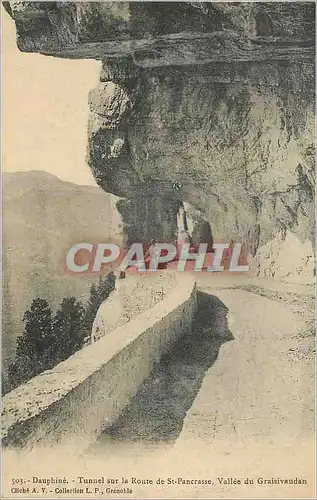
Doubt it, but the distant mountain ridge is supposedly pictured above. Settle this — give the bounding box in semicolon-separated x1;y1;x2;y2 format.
3;170;101;196
2;170;123;375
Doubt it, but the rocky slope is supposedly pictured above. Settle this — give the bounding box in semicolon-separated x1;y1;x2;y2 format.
5;2;315;281
2;171;123;374
91;272;177;342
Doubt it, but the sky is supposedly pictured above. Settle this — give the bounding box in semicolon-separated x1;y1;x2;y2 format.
1;8;101;185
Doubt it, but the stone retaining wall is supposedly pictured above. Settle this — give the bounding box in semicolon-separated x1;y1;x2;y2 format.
2;277;197;450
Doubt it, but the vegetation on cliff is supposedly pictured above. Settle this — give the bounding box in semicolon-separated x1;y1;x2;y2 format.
3;274;115;394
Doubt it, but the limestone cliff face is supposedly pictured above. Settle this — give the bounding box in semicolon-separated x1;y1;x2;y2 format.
6;1;315;281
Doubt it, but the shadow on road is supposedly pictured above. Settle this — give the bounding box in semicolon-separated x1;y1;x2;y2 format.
97;292;234;445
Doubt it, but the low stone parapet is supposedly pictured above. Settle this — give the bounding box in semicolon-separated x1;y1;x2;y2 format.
2;276;197;450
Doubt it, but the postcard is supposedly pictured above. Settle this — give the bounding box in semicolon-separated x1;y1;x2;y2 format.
1;2;315;499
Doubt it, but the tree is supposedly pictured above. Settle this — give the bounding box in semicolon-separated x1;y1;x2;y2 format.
97;272;115;300
5;274;116;392
2;373;10;396
83;272;115;340
52;297;85;362
8;298;53;388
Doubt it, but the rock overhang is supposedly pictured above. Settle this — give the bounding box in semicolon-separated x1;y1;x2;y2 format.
4;1;316;279
4;2;315;64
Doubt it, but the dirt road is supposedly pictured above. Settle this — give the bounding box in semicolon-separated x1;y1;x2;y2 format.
91;277;315;498
180;286;314;444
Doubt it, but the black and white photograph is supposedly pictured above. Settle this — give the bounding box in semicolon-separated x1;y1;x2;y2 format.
1;1;315;498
